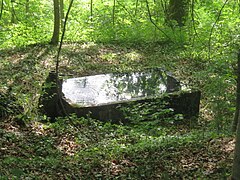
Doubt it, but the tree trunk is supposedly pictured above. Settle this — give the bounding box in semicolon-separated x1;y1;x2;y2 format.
232;50;240;179
166;0;189;27
232;121;240;179
134;0;139;16
0;0;3;20
11;0;16;23
26;0;29;14
90;0;93;22
50;0;60;45
60;0;64;31
112;0;116;25
233;50;240;132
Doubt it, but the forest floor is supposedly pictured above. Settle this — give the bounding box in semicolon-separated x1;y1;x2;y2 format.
0;42;235;179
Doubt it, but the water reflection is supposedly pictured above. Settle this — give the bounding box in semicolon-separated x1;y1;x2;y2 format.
62;69;181;106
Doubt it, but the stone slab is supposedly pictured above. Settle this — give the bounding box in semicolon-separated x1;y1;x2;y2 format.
59;69;200;123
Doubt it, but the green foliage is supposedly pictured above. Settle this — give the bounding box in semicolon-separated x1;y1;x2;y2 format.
119;99;177;125
0;90;22;118
0;0;239;176
0;0;238;49
0;114;233;179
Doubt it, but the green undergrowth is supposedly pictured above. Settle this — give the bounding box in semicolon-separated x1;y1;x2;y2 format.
0;116;234;179
0;42;236;179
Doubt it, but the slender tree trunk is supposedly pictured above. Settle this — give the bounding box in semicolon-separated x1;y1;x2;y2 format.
232;131;240;179
55;0;74;75
232;50;240;179
160;0;167;15
134;0;139;16
112;0;116;25
26;0;29;14
233;50;240;132
0;0;3;20
232;118;240;179
166;0;189;27
90;0;93;22
60;0;64;31
50;0;60;45
11;0;16;23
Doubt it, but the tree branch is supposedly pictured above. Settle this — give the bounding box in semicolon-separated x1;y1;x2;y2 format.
55;0;77;127
145;0;172;41
55;0;74;76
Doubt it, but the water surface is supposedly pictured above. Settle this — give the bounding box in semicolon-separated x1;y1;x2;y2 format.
62;69;180;107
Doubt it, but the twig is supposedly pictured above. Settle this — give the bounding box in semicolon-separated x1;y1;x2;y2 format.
116;0;136;24
134;0;139;16
159;0;167;16
145;0;172;41
208;0;229;60
190;0;197;43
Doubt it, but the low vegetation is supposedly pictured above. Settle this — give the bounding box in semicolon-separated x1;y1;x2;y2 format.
0;42;236;179
1;0;240;178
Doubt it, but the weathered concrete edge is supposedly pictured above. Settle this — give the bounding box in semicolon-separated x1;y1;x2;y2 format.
61;90;201;123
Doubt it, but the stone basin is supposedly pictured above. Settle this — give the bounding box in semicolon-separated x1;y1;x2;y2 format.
58;69;201;123
62;69;180;107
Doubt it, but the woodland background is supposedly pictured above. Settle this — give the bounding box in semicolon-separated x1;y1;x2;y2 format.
0;0;240;179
